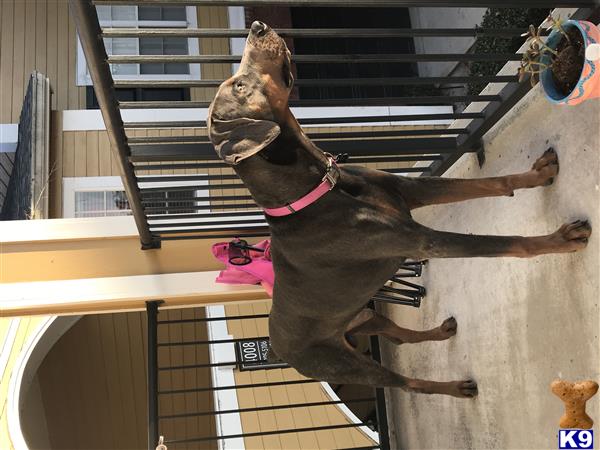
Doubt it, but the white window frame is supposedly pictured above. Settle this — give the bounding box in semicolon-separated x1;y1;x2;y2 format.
77;6;200;86
62;176;209;219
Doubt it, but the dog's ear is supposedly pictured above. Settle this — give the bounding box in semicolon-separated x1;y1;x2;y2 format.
208;114;281;165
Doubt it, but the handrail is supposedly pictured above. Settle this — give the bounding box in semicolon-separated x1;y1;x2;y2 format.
68;0;157;249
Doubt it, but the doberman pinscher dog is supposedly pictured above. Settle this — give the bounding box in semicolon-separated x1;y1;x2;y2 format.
207;22;591;398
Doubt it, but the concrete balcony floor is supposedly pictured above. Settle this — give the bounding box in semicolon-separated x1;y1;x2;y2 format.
381;87;599;449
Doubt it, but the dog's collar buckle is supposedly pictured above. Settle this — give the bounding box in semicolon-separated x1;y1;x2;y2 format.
324;172;336;191
263;154;338;217
322;153;338;191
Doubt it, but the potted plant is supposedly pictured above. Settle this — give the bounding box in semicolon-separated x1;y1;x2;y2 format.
519;15;600;105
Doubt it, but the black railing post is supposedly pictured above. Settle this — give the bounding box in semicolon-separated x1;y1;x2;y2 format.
146;301;160;450
369;333;391;450
68;0;158;249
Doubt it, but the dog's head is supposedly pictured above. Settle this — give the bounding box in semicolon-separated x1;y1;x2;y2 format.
208;21;294;165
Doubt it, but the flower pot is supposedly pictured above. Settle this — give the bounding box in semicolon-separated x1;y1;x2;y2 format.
541;20;600;105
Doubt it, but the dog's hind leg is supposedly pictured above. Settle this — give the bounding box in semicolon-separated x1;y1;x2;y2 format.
346;309;457;345
288;339;477;397
396;148;558;209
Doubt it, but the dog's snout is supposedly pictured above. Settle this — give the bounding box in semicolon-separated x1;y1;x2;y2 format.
250;21;268;36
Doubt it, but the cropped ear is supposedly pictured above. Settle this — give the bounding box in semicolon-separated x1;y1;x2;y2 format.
208;115;281;165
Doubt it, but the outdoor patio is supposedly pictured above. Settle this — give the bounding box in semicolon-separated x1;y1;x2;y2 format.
381;82;599;449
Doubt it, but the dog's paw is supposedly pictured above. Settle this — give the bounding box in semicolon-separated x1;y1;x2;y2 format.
451;379;478;398
552;220;592;252
438;317;457;339
531;148;559;186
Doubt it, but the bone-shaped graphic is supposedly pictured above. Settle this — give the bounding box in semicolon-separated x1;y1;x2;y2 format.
551;379;598;429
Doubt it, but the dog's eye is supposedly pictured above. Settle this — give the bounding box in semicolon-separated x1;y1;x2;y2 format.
235;81;245;92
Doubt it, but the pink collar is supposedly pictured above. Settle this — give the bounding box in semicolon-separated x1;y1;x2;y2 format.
263;155;339;217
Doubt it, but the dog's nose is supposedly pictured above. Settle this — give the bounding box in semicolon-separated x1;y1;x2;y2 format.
250;21;268;37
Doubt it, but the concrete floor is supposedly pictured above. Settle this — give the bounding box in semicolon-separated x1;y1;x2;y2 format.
381;86;599;449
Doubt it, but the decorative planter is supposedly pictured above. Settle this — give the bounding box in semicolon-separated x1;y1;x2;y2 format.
541;20;600;106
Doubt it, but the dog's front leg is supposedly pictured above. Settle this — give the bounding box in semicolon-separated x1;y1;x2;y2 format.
406;219;591;259
395;148;559;210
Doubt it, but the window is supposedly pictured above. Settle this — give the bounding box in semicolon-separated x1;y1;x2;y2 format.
77;5;200;85
62;176;208;218
140;189;202;215
74;190;131;217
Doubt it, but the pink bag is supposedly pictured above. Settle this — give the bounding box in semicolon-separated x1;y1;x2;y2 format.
212;239;275;297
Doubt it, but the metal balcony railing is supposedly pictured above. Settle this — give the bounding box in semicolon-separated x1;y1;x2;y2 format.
145;261;426;449
70;0;597;249
146;304;386;450
69;0;597;249
1;73;51;220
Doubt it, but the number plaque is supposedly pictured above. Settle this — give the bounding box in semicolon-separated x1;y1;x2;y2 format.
234;338;288;371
